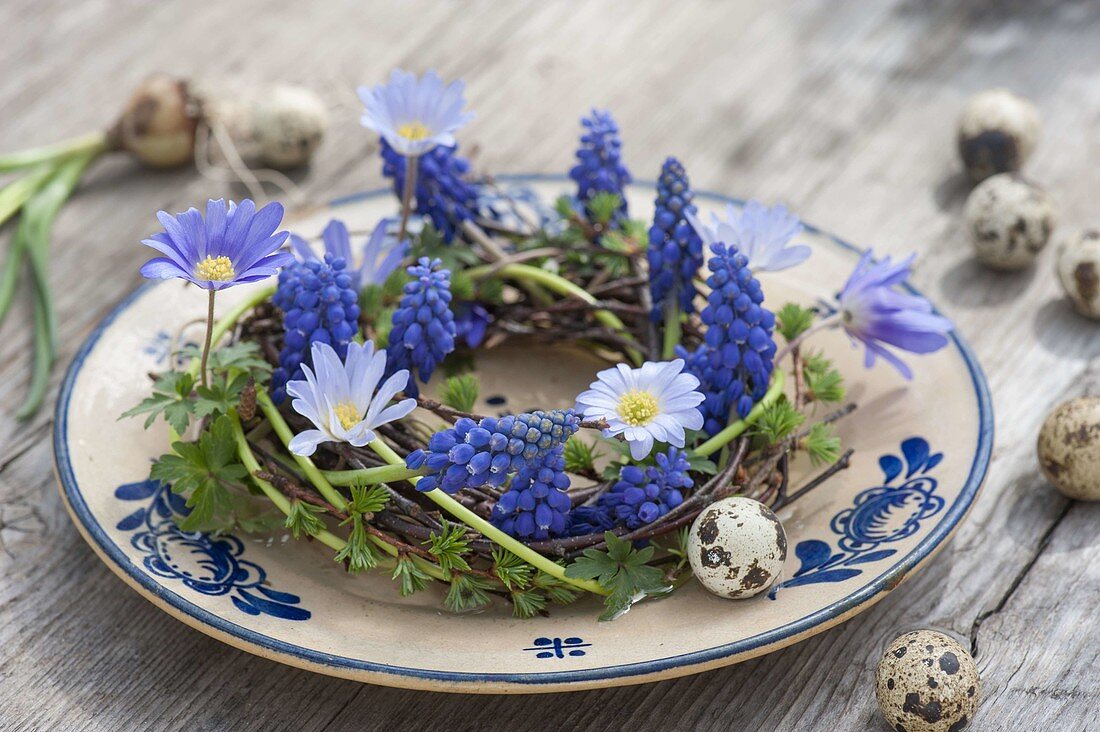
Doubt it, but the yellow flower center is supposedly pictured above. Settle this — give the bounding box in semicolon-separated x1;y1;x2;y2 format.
397;121;431;141
333;401;362;431
617;389;660;426
195;255;236;282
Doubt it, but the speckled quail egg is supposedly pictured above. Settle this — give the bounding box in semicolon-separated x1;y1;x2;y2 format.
957;89;1041;183
964;173;1054;270
687;496;786;599
876;629;981;732
252;85;329;169
1056;230;1100;320
1037;396;1100;501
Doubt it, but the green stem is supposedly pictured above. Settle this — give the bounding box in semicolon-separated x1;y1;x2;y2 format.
12;150;101;418
0;131;108;173
0;164;57;226
467;262;641;365
230;410;447;581
230;409;346;552
368;437;610;597
16;290;51;420
256;391;348;512
323;463;426;486
661;302;682;360
0;164;64;329
199;290;216;389
398;154;418;242
184;285;276;379
692;369;786;458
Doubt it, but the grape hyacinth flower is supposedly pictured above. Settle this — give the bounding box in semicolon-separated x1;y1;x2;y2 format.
359;69;474;241
681;242;778;435
836;250;953;379
406;410;581;495
688;200;810;273
567;504;615;537
599;447;692;530
139;198;292;387
491;445;572;540
569;109;632;224
286;340;416;457
454;302;492;349
386;257;456;397
575;360;704;460
357;69;474;158
648;157;705;325
270;253;360;404
290;218;407;290
380;140;480;243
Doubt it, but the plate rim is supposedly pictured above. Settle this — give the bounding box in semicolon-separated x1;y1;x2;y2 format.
53;175;994;692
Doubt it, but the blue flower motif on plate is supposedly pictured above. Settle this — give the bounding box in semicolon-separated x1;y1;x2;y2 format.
115;479;310;621
522;637;591;659
770;437;945;598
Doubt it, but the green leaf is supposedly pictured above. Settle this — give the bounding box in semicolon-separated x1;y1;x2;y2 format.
531;570;581;606
450;270;475;300
586;192;622;226
566;532;670;621
335;515;380;573
491;548;533;590
285;499;327;539
440;373;479;412
752;397;805;446
120;371;195;434
476;276;504;305
193;372;250;419
683;452;718;476
804;422;842;466
776;303;816;343
392;555;433;596
553;195;576;220
443;573;495;613
510;588;547;619
425;520;472;579
348;484;389;516
563;437;601;474
150;415;248;532
803;352;845;404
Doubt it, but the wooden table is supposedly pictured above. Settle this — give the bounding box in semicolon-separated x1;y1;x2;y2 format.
3;1;1098;729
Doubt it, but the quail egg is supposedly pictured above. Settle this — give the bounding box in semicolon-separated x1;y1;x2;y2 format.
687;496;786;599
1037;396;1100;501
1056;230;1100;320
957;88;1040;183
876;629;980;732
964;173;1054;270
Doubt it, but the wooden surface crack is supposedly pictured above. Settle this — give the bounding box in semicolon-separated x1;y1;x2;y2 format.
968;498;1073;659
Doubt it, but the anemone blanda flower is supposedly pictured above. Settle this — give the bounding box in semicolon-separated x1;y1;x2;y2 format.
358;69;474;157
290;218;407;289
140;199;293;290
836;250;953;380
688;200;810;273
286;340;416;456
575;360;705;460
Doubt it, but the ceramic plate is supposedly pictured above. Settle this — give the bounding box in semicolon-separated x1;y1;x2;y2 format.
54;178;992;693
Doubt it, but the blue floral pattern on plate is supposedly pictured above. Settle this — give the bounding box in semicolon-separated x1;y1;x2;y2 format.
115;479;310;621
770;437;945;598
522;637;591;659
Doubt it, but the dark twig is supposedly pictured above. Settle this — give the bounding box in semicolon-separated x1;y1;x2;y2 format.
773;448;854;510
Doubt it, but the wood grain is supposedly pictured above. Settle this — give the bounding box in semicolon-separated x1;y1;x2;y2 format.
3;0;1099;729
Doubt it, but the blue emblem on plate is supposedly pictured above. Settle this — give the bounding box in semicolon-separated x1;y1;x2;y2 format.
770;437;945;598
115;479;310;621
523;637;591;659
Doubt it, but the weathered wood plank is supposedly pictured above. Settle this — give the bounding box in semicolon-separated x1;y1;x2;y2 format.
2;0;1099;729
